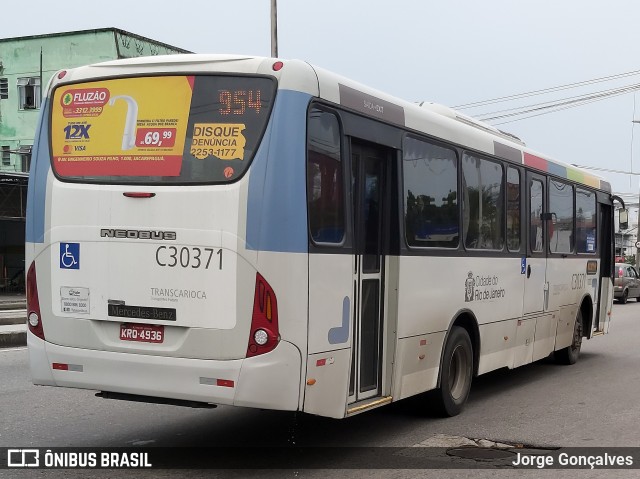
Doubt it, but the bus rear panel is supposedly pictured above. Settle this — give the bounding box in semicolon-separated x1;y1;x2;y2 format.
26;57;313;411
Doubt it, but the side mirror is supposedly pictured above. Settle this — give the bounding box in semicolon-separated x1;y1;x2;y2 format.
619;209;629;231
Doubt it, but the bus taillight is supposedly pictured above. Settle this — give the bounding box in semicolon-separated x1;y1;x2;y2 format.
247;273;279;358
26;261;45;340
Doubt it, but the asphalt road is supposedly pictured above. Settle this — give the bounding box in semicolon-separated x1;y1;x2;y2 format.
1;303;640;478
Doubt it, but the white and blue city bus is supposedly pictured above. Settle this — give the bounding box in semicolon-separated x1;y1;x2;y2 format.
26;55;623;418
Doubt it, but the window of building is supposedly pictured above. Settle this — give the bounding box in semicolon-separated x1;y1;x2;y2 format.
576;188;597;254
549;179;574;254
1;146;11;167
462;152;504;250
17;77;41;110
0;78;8;99
20;146;32;173
403;137;459;248
306;108;345;244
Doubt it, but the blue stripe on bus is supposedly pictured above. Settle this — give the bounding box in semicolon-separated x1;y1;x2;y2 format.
26;100;51;244
246;90;312;253
547;161;566;179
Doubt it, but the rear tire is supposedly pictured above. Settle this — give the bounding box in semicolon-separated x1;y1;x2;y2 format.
620;290;628;304
555;309;583;365
434;326;473;417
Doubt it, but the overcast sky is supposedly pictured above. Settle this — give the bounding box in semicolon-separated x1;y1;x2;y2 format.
4;0;640;198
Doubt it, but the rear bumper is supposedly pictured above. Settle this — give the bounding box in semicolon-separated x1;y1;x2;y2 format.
27;331;302;411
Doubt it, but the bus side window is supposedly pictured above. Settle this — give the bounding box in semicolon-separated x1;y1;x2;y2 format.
402;136;459;248
549;179;574;254
462;152;504;250
506;167;521;251
530;179;544;253
307;109;345;245
576;188;596;254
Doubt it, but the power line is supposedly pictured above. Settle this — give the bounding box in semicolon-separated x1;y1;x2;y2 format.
475;83;640;121
571;164;640;175
452;69;640;110
484;83;640;125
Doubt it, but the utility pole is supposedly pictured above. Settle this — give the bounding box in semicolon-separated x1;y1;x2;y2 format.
636;201;640;269
634;121;640;268
271;0;278;57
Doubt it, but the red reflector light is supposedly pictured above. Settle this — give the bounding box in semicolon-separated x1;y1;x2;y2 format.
52;363;69;370
57;70;67;79
123;192;156;198
26;262;45;340
216;379;235;388
272;61;284;72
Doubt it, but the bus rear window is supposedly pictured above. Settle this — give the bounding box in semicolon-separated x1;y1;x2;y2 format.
50;75;276;184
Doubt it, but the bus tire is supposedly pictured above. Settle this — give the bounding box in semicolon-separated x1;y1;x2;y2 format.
435;326;473;417
555;309;583;365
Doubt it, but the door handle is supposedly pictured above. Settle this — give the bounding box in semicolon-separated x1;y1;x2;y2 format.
527;265;532;278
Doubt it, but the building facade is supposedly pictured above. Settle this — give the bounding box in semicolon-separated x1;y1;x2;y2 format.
0;28;190;173
615;205;639;262
0;28;189;290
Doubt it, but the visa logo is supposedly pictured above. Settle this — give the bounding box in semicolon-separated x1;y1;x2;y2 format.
74;145;86;151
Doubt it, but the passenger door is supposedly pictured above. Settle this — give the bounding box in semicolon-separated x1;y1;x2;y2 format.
595;201;613;333
348;141;389;404
523;173;547;314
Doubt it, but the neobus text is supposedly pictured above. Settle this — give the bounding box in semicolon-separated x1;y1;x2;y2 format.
100;229;176;241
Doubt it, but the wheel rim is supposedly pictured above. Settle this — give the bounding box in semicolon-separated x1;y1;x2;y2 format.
448;344;470;400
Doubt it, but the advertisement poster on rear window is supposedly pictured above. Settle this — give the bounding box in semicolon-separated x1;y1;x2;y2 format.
50;75;275;183
52;76;191;178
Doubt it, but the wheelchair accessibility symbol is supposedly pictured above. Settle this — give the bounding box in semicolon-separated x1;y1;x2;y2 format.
60;243;80;269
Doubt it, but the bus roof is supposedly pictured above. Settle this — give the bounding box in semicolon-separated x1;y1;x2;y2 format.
50;53;611;193
310;63;611;193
